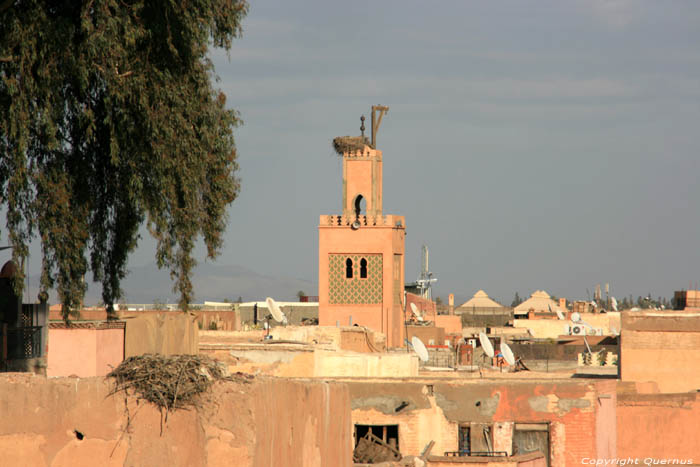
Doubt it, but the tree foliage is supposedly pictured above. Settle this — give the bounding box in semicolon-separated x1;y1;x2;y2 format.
0;0;248;318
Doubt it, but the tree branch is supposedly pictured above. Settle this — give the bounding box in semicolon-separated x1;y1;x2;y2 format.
0;0;13;14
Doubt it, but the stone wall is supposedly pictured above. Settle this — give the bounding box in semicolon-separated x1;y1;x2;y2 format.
0;373;351;467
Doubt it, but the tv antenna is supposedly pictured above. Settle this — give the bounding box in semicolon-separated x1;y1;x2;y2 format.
501;342;516;369
416;244;437;300
265;297;288;325
410;302;424;322
550;304;565;320
478;332;495;377
411;336;429;363
610;296;618;312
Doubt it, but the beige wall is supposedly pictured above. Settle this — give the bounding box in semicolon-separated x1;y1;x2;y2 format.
0;373;351;467
514;312;620;339
47;327;124;377
221;345;419;378
620;312;700;393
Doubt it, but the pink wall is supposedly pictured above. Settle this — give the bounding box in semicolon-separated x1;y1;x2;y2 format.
617;391;700;459
0;373;351;467
47;326;124;377
318;220;405;347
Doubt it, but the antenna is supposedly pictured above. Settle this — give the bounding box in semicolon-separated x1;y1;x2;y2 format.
265;297;287;324
411;336;429;362
410;302;424;322
478;332;495;358
556;308;565;320
416;244;437;300
501;343;516;366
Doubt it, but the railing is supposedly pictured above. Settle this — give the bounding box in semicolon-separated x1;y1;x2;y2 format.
6;326;42;359
444;451;508;457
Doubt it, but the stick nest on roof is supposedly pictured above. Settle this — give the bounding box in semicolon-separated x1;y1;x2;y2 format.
332;136;371;155
107;354;250;412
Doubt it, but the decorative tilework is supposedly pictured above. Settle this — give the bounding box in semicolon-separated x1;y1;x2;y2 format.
328;254;382;304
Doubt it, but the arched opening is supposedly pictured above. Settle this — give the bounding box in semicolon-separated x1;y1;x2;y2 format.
353;194;366;218
346;258;353;279
360;258;368;278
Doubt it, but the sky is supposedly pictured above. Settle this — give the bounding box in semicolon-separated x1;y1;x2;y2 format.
11;0;700;305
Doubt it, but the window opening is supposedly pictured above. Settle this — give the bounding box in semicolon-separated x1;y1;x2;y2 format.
360;258;368;278
353;424;400;463
346;258;353;279
354;194;365;218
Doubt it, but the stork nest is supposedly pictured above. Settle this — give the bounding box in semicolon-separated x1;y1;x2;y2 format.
332;136;370;155
107;354;246;412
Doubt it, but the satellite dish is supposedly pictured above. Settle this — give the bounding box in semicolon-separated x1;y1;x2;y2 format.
351;220;361;230
478;332;494;358
411;336;429;362
611;297;618;311
410;302;424;322
556;309;565;320
501;343;515;366
571;312;581;323
265;297;286;323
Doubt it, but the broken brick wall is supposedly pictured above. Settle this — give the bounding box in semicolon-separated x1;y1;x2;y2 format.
347;379;613;467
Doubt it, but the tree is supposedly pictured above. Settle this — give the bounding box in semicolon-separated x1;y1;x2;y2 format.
511;292;523;307
296;290;306;300
1;1;248;319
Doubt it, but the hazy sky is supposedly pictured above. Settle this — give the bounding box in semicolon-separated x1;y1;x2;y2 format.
14;0;700;305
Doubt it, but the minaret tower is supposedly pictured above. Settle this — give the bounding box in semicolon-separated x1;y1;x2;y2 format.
318;106;406;348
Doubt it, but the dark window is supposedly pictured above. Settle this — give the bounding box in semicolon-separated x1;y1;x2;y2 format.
360;258;368;278
354;424;400;459
513;423;549;467
354;194;365;218
458;425;470;456
346;258;353;278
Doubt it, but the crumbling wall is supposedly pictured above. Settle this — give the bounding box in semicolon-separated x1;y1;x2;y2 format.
348;379;611;467
0;373;351;467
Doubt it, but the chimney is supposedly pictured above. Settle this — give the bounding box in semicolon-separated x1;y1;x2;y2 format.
448;294;454;315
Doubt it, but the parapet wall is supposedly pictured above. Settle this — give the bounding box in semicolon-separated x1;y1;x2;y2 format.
0;373;351;467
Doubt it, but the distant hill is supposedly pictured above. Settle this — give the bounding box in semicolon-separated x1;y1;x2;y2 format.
33;262;317;306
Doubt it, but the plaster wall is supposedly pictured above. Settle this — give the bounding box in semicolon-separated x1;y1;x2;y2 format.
47;327;124;377
616;391;700;460
514;313;620;339
0;373;351;467
222;346;419;378
620;313;700;393
435;315;462;336
318;221;405;347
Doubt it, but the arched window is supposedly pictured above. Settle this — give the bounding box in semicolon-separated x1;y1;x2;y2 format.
346;258;353;279
354;194;365;218
360;258;368;278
